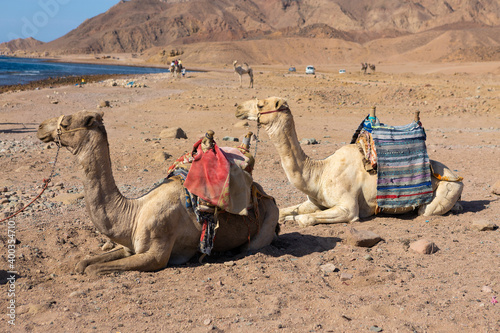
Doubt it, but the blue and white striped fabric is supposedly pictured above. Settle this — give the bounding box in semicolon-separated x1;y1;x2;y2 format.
371;121;433;209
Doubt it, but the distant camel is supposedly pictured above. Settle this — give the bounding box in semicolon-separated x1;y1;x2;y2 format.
233;60;254;88
361;62;368;74
369;64;376;72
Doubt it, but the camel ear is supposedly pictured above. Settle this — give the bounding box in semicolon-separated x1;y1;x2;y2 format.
84;114;102;128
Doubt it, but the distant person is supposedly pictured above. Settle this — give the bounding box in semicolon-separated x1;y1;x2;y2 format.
182;68;186;77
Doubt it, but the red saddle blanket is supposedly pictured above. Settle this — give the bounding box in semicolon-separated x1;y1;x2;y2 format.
181;139;252;215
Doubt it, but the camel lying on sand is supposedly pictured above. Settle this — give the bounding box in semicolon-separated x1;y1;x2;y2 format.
235;97;464;227
37;111;279;274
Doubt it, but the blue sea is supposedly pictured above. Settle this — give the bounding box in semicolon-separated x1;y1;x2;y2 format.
0;56;169;86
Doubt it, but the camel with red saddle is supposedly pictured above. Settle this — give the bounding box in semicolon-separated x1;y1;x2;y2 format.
236;97;464;227
37;111;279;275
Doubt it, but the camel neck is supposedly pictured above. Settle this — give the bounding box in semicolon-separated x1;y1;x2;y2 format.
265;113;323;195
77;132;132;241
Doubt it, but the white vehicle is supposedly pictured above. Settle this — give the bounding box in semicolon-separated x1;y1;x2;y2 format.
305;65;315;74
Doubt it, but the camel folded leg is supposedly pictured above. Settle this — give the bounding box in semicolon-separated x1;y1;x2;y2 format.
284;201;359;227
418;180;464;216
75;246;131;274
82;240;175;275
279;199;322;222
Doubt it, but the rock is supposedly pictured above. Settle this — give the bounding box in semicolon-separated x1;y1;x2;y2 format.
234;120;249;128
340;273;353;281
410;239;439;254
481;286;493;293
320;263;337;273
50;100;59;104
300;138;318;145
492;180;500;195
50;193;84;205
160;127;187;139
152;150;172;162
222;136;239;142
347;227;382;248
471;219;498;231
99;100;110;108
364;254;373;261
369;325;383;332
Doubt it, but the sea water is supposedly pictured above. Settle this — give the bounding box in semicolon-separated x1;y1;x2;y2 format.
0;56;169;86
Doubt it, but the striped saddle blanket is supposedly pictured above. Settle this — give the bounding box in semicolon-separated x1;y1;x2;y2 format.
353;116;433;209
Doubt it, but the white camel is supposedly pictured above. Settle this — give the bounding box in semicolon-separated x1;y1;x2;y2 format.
37;111;279;274
235;97;464;227
233;60;254;88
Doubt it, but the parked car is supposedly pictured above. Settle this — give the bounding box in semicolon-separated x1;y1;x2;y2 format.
288;66;296;72
305;65;315;74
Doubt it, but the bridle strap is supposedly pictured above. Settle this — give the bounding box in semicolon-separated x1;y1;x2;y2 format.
56;115;88;136
55;115;91;154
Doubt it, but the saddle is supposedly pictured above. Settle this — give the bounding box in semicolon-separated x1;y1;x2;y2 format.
167;131;258;255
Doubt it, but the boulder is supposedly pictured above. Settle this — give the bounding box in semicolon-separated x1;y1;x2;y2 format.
346;227;382;248
160;127;187;139
410;239;439;254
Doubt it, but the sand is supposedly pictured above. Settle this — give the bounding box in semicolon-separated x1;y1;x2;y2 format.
0;62;499;332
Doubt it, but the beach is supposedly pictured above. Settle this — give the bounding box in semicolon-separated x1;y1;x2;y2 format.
1;61;499;332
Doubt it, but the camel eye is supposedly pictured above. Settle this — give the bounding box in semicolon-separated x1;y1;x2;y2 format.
275;101;280;109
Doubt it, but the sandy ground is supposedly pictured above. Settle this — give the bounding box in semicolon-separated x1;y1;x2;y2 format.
0;63;499;332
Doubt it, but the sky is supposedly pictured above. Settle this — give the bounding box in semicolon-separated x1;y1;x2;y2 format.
0;0;119;44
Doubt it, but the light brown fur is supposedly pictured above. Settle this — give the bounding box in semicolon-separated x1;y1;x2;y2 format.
236;97;464;227
37;111;279;275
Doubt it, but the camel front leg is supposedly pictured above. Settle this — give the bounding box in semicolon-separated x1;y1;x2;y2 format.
418;180;464;216
285;203;359;228
279;199;322;222
83;239;175;275
75;246;131;274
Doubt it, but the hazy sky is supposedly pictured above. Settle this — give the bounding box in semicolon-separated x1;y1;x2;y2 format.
0;0;119;44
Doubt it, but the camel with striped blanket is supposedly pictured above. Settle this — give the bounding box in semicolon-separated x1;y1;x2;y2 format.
236;97;464;227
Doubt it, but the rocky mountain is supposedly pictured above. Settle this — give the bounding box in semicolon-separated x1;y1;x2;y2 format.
26;0;500;64
0;37;44;54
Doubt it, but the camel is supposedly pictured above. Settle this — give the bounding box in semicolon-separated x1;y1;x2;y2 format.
233;60;254;88
37;111;279;274
235;97;464;227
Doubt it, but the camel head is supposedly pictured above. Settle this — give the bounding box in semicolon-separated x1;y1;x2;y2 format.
233;60;238;67
235;97;289;125
37;111;105;153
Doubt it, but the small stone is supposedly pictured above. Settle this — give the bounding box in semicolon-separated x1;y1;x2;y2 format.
492;180;500;195
99;100;110;108
410;239;439;254
50;193;84;205
300;138;318;145
340;273;353;281
364;254;373;261
224;261;235;266
203;318;212;326
481;286;493;293
471;219;498;231
222;136;239;142
369;325;383;332
152;150;172;162
320;263;337;273
347;227;382;248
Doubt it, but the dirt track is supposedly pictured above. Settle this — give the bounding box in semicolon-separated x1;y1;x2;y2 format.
1;65;499;332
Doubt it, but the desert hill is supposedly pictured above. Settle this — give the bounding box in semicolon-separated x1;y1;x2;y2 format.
20;0;500;65
0;37;44;54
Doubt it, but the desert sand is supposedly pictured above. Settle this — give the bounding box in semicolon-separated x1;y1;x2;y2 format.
0;61;499;332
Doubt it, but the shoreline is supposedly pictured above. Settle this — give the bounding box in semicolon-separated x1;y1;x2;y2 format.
0;73;129;94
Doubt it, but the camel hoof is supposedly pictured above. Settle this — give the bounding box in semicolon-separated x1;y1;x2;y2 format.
75;260;88;274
